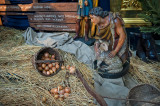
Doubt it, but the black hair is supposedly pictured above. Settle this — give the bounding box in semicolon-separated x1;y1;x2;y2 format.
89;7;109;18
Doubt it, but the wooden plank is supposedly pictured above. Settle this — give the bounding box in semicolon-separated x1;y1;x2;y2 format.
28;12;77;23
30;23;76;32
0;3;78;12
0;12;34;15
0;0;32;4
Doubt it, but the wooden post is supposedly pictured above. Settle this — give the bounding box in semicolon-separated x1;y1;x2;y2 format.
0;17;3;26
0;0;11;4
76;69;108;106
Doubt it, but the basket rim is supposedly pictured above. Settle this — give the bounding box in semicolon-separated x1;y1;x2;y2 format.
33;47;63;77
127;83;160;105
129;83;160;93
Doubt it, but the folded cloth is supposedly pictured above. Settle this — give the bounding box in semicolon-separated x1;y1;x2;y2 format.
23;27;95;67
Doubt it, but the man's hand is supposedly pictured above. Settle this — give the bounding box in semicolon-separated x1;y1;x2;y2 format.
94;43;100;59
95;47;100;59
108;50;117;58
96;50;100;59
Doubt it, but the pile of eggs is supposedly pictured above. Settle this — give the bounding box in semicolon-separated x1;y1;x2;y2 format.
50;85;71;101
61;65;76;74
37;52;60;76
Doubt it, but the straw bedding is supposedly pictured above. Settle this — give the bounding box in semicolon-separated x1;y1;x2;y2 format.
129;56;160;89
0;26;159;105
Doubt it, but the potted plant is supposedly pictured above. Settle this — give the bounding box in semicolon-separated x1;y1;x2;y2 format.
136;0;160;61
138;0;160;36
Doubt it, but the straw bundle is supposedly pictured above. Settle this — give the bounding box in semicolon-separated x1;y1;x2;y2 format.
129;56;160;89
0;27;95;105
0;26;24;50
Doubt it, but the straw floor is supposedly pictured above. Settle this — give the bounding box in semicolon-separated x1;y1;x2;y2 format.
0;26;159;105
129;56;160;89
0;26;95;106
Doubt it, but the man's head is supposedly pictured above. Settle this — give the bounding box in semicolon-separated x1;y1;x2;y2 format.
89;7;109;25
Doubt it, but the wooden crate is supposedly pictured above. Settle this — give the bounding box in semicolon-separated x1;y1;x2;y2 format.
0;0;78;32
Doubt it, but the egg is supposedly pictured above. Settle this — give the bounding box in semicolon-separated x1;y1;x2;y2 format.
64;87;71;93
64;93;69;98
48;64;53;68
59;97;64;101
38;67;43;71
49;69;53;74
45;66;49;71
54;94;59;99
59;90;65;95
52;63;56;66
50;88;58;94
66;65;70;70
46;71;50;75
42;70;47;75
44;52;49;58
42;64;46;68
69;66;76;74
61;65;65;70
51;54;55;59
55;64;59;69
52;67;56;73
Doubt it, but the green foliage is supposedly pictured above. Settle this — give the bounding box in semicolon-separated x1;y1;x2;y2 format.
138;0;160;35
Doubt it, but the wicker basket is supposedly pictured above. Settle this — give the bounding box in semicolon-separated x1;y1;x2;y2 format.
127;84;160;106
32;47;62;77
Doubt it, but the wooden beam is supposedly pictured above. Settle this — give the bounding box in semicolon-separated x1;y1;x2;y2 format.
123;18;151;28
28;12;77;23
0;12;34;15
30;23;76;32
0;3;78;12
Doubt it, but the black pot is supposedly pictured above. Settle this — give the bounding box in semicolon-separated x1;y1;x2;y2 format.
94;57;130;79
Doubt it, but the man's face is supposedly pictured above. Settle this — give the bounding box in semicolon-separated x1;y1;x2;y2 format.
90;15;100;25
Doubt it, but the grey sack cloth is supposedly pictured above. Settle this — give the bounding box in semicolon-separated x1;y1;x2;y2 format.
94;72;129;106
94;73;129;106
23;27;95;67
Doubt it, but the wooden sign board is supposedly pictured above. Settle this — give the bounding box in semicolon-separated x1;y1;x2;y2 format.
28;12;77;23
0;3;78;32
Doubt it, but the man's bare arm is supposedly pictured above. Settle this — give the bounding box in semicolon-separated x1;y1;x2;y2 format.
114;18;126;53
108;18;126;58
